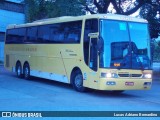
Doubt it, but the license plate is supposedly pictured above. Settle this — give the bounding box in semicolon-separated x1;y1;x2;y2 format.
125;82;134;86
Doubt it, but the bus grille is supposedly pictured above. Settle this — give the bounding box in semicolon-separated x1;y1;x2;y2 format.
118;74;129;77
131;74;142;77
6;55;9;67
118;74;142;78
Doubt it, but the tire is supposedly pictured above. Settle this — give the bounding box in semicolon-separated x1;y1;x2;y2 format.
16;62;23;78
23;63;30;80
112;90;124;94
72;70;86;92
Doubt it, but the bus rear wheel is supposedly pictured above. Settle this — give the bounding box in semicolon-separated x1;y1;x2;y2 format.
16;62;23;78
72;70;85;92
23;63;30;80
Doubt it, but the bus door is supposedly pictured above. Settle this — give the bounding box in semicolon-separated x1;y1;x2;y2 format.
87;34;99;89
89;37;98;71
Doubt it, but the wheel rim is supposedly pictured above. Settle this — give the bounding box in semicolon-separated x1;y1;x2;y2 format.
75;74;83;88
17;66;21;76
24;66;29;78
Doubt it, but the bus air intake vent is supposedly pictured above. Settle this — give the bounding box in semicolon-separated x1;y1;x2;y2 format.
118;74;142;78
131;74;142;77
118;74;129;77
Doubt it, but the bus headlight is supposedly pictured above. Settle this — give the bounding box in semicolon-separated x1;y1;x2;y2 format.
143;74;152;79
101;72;118;78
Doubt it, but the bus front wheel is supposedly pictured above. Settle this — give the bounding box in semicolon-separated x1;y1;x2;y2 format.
23;63;30;80
112;90;124;94
72;70;86;92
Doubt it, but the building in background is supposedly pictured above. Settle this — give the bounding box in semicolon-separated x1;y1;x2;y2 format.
0;0;25;62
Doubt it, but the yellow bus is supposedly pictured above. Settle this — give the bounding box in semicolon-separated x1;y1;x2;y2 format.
4;14;152;93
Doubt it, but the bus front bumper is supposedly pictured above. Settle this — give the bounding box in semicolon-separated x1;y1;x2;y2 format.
98;78;152;90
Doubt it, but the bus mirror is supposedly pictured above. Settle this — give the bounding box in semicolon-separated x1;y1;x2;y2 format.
97;37;104;53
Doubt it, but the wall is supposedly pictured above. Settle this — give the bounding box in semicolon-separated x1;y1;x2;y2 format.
0;9;25;32
0;2;25;62
0;42;4;62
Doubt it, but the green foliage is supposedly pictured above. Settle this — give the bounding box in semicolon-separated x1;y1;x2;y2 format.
80;0;160;39
56;0;84;16
24;0;160;39
24;0;83;22
24;0;60;22
79;0;150;15
140;1;160;39
153;40;160;61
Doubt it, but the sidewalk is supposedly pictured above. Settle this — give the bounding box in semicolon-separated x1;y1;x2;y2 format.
153;62;160;72
153;62;160;80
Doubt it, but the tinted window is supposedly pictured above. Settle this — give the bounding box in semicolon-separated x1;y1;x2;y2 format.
6;21;82;44
37;21;82;44
37;25;50;43
50;24;63;43
26;27;37;43
50;21;82;43
65;21;82;43
6;28;26;44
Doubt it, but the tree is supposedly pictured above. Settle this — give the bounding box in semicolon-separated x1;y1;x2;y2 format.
138;0;160;61
24;0;83;22
24;0;160;39
24;0;60;22
79;0;150;15
80;0;160;39
140;0;160;39
56;0;83;16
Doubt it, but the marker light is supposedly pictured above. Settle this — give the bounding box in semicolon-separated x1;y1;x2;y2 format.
143;74;152;79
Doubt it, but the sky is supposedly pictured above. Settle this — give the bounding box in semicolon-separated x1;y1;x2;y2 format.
108;2;140;17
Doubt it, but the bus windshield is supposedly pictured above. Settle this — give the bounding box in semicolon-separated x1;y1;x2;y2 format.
99;19;151;70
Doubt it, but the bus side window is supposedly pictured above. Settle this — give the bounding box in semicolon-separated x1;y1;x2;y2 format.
83;19;98;66
38;25;50;43
67;21;82;43
6;28;26;44
26;27;37;43
50;21;82;44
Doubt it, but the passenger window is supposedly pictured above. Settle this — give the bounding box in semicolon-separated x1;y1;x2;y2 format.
38;25;50;43
26;27;37;43
50;21;82;43
6;28;26;44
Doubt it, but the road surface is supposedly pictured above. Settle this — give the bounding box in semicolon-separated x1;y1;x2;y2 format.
0;65;160;120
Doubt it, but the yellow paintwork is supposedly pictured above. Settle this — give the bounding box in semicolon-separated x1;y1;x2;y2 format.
98;69;152;90
4;14;152;91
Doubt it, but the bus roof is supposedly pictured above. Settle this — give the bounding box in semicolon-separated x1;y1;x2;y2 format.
7;14;148;29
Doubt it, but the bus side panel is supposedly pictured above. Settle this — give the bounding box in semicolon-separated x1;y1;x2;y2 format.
60;44;99;89
63;58;100;90
5;45;20;72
